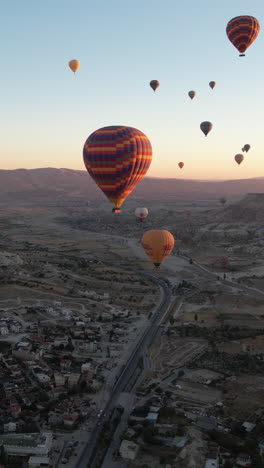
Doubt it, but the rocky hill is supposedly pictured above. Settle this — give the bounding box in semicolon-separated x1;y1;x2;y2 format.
208;193;264;223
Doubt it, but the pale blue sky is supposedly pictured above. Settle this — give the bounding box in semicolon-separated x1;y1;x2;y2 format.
1;0;263;179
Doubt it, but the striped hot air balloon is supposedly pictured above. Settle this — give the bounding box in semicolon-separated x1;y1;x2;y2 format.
83;126;152;212
226;16;260;56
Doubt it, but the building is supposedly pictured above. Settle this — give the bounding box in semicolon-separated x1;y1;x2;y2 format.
54;373;66;386
119;440;139;460
236;453;252;466
0;432;52;458
28;456;50;467
68;373;80;387
146;412;158;424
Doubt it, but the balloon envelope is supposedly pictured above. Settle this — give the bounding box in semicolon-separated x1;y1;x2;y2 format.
83;126;152;211
226;16;260;56
235;154;244;165
209;81;216;89
188;90;196;99
68;59;80;73
150;80;160;91
135;207;148;221
178;162;184;169
243;144;251;152
200;121;213;136
141;229;175;267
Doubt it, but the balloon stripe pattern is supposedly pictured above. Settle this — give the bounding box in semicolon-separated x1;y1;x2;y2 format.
83;126;152;210
226;16;260;54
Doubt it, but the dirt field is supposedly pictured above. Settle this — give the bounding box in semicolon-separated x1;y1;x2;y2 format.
149;336;208;379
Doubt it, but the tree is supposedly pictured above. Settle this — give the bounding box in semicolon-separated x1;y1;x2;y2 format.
194;313;198;321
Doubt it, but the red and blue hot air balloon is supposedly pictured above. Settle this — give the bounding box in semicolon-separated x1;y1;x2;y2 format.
83;126;152;212
226;15;260;56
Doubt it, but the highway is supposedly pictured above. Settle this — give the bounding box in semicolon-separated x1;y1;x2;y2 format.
75;265;171;468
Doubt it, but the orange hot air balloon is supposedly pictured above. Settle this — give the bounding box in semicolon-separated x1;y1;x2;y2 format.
150;80;160;91
226;16;260;56
200;121;213;136
141;229;175;268
209;81;216;89
188;90;196;100
178;162;184;169
235;154;244;165
68;59;80;73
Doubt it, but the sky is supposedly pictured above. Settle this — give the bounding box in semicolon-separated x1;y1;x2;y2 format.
1;0;264;180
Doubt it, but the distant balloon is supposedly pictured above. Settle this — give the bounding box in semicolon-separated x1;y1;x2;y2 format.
185;210;192;217
219;197;227;206
68;59;80;73
235;154;244;165
188;90;196;100
178;162;184;169
226;16;260;56
141;229;175;267
150;80;160;91
200;121;213;136
243;144;251;152
135;207;148;222
83;126;152;212
209;81;216;89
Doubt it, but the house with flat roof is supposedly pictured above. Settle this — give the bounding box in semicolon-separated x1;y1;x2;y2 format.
0;432;52;458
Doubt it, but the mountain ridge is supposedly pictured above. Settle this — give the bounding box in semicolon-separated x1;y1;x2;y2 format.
0;168;263;201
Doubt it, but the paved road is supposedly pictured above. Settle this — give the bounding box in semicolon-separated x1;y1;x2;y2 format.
75;269;171;468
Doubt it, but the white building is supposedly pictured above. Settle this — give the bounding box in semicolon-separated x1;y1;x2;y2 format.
0;432;52;457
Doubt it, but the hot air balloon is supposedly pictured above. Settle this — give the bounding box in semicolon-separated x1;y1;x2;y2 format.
135;207;148;222
243;144;251;152
68;59;80;73
209;81;216;89
150;80;160;91
226;16;260;56
235;154;244;165
188;90;196;100
141;229;175;267
219;197;227;207
178;162;184;169
200;121;213;136
83;126;152;213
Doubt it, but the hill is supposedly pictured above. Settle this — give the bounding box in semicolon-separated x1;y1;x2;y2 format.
209;193;264;223
0;168;263;202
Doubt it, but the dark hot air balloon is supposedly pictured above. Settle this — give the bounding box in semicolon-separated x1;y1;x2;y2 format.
188;90;196;99
226;16;260;56
200;121;213;136
178;162;184;169
243;144;251;152
235;154;244;165
150;80;160;91
209;81;216;89
83;126;152;212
